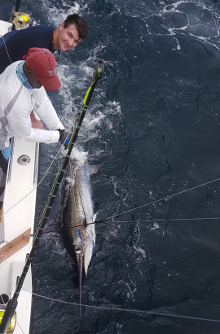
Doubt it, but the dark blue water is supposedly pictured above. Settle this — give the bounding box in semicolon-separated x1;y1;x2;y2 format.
2;0;220;333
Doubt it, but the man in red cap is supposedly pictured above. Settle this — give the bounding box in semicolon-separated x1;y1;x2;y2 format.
0;47;69;207
22;47;61;91
0;47;69;159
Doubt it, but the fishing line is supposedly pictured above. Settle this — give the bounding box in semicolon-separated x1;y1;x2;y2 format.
101;217;220;224
104;176;220;221
55;216;220;233
0;29;12;64
18;287;220;324
15;320;25;334
109;217;220;222
54;175;220;233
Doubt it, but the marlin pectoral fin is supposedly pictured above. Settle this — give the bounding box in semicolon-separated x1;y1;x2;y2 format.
92;212;98;222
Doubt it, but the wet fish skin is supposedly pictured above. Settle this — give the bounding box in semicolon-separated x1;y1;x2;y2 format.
65;157;96;317
69;158;95;275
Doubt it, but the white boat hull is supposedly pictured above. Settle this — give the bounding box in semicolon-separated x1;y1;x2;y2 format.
0;18;39;334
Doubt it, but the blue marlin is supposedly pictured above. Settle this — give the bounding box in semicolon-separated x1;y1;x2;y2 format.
63;156;96;317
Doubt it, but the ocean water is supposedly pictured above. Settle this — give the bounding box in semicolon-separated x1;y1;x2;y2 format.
1;0;220;333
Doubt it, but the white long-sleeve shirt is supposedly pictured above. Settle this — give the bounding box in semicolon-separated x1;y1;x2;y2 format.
0;61;64;150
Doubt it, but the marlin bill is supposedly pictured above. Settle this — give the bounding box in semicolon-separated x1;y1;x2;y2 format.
63;156;96;315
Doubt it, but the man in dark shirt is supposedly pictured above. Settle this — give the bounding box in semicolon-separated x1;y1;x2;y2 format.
0;13;88;74
0;13;88;128
0;14;88;211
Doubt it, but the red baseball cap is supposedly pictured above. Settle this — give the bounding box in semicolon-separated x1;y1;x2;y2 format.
22;47;61;91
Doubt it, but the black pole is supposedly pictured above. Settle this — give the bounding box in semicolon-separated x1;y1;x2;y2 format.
12;0;21;30
0;60;104;334
15;0;21;12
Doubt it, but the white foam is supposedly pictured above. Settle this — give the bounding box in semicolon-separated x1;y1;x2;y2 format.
151;222;160;230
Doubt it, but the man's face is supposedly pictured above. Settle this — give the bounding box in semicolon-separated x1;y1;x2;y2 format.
25;67;42;89
55;22;82;51
29;72;42;89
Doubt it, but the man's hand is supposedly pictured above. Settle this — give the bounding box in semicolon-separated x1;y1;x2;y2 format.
57;129;71;147
30;111;44;130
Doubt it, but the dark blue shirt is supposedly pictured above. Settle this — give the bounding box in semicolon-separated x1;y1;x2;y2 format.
0;25;55;74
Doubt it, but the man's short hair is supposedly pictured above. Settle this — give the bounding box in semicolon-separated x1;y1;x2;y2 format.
64;14;88;40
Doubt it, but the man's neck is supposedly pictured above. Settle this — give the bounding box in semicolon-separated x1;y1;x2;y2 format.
52;29;58;50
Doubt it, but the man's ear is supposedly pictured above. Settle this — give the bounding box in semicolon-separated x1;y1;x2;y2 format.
59;22;65;30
